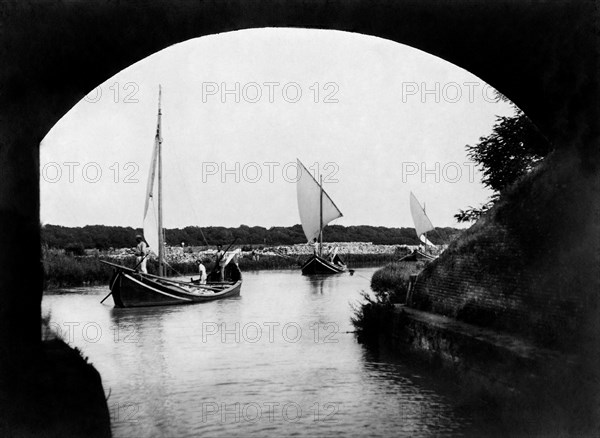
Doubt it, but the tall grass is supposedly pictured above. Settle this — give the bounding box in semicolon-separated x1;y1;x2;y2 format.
342;253;397;266
352;261;424;342
147;254;398;276
370;261;424;303
350;291;397;344
42;251;400;289
42;251;117;289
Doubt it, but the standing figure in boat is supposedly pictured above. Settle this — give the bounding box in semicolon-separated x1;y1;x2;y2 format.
215;244;225;281
135;234;149;274
207;246;242;284
198;260;207;284
100;86;243;307
328;246;344;267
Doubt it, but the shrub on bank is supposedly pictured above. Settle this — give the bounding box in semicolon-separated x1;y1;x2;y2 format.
351;291;397;344
370;262;424;303
352;261;424;342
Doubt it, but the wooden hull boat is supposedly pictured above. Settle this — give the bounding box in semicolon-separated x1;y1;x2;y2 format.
104;261;242;308
300;254;347;275
101;87;242;308
398;249;437;262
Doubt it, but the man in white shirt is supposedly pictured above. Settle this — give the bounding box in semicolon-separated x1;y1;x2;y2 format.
198;261;207;284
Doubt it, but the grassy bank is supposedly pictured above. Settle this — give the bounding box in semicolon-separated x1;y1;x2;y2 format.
352;261;424;342
43;251;117;289
370;261;425;303
42;251;399;289
350;151;600;435
2;313;112;436
408;151;600;352
165;253;398;274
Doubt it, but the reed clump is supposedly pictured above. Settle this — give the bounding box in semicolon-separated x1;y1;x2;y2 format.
42;250;117;289
352;261;424;342
42;251;401;289
370;261;424;303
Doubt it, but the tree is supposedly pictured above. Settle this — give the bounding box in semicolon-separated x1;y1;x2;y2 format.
455;101;552;223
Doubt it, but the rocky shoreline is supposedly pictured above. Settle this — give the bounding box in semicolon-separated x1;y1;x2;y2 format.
79;242;425;263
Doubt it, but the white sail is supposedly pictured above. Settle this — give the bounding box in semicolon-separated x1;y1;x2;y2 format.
410;192;435;243
222;248;241;266
296;159;343;243
420;234;435;246
143;135;160;254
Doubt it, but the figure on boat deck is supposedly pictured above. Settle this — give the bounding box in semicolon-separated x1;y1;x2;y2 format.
135;235;149;274
326;246;334;261
101;87;243;308
328;246;344;267
198;260;207;284
206;249;242;284
215;244;225;281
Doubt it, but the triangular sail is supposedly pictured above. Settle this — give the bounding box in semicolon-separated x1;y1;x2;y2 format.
143;136;160;254
296;159;343;242
222;248;241;267
419;234;435;246
410;192;435;243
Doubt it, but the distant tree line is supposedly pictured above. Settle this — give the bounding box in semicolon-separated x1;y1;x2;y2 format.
41;224;463;251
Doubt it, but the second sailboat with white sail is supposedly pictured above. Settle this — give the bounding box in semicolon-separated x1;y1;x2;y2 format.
296;159;347;274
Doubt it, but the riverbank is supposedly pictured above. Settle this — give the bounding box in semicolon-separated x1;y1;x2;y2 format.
352;261;424;341
353;262;599;435
1;318;111;436
353;152;600;435
43;243;410;289
373;304;597;436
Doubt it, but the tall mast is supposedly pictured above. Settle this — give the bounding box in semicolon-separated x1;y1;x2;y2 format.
422;201;427;249
319;174;323;257
157;85;164;276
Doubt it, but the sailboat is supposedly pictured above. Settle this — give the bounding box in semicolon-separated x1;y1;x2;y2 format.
296;159;347;274
403;191;438;261
101;86;242;307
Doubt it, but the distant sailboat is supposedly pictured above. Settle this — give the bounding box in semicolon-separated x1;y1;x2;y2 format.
101;86;242;307
296;159;347;274
410;192;436;246
404;192;439;261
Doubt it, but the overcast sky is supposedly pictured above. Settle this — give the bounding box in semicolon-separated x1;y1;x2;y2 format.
40;28;514;230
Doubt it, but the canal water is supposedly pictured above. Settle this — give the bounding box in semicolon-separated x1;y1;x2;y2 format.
43;268;496;437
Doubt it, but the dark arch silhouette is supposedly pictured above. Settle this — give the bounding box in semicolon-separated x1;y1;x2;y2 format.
0;0;597;376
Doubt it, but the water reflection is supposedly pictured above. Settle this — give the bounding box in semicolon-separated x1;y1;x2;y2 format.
303;274;347;296
43;268;489;437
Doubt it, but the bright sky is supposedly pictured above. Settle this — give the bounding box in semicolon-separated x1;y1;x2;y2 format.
40;28;514;230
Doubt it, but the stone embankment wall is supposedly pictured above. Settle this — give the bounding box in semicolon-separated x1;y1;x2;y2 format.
409;151;600;352
379;153;599;433
388;305;597;435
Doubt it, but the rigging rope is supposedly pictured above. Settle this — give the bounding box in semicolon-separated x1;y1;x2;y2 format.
164;123;211;248
162;259;188;278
